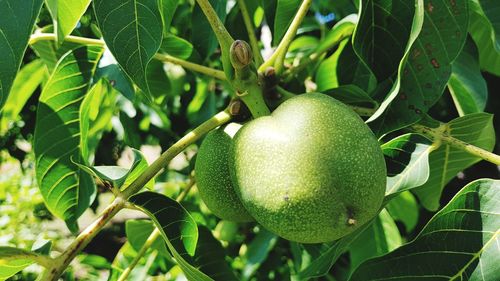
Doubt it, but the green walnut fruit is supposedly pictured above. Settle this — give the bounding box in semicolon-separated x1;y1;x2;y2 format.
195;123;254;222
229;93;386;243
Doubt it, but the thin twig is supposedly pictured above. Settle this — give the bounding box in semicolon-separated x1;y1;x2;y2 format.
29;33;226;81
237;0;263;65
258;0;313;74
154;53;226;80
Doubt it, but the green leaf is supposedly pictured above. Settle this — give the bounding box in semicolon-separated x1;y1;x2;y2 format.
80;79;116;163
30;26;82;72
315;14;357;56
368;0;469;135
160;0;180;34
323;85;377;108
0;0;44;110
382;133;433;196
194;226;238;281
146;59;171;102
126;220;169;257
349;209;402;272
0;247;48;280
160;34;193;60
414;113;496;211
448;38;488;116
353;0;419;82
316;39;376;93
386;191;419;233
108;242;161;281
296;221;372;280
349;179;500;281
273;0;301;45
191;0;227;60
94;0;163;97
469;0;500;76
76;148;152;190
94;64;135;100
34;46;103;232
129;191;212;281
241;228;278;280
0;59;46;133
45;0;92;43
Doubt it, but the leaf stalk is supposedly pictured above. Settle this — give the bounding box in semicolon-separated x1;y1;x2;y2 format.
258;0;313;74
412;124;500;165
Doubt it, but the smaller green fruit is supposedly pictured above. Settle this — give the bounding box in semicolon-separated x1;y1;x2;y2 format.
195;123;254;222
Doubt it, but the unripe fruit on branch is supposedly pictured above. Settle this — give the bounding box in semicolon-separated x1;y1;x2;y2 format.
229;93;386;243
195;123;254;222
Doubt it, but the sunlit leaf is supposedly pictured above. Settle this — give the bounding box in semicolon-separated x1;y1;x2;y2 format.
350;179;500;281
126;220;169;257
241;228;278;280
382;133;433;196
0;247;47;280
80;79;117;163
414;113;496;211
45;0;92;43
386;191;419;233
76;148;153;190
0;59;45;133
34;46;103;232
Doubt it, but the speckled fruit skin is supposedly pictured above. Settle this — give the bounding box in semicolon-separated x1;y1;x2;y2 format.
229;93;386;243
195;123;254;222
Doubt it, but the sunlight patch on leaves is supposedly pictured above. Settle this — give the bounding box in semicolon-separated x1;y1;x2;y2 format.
45;0;92;43
34;46;103;232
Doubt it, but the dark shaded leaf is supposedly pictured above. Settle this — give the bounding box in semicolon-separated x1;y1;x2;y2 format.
0;0;44;110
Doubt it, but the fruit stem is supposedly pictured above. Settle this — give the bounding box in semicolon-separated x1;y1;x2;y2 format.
230;40;271;118
237;82;271;118
258;0;313;74
412;124;500;165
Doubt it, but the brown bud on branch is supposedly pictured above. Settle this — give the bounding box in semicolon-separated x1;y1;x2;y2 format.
230;40;253;69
